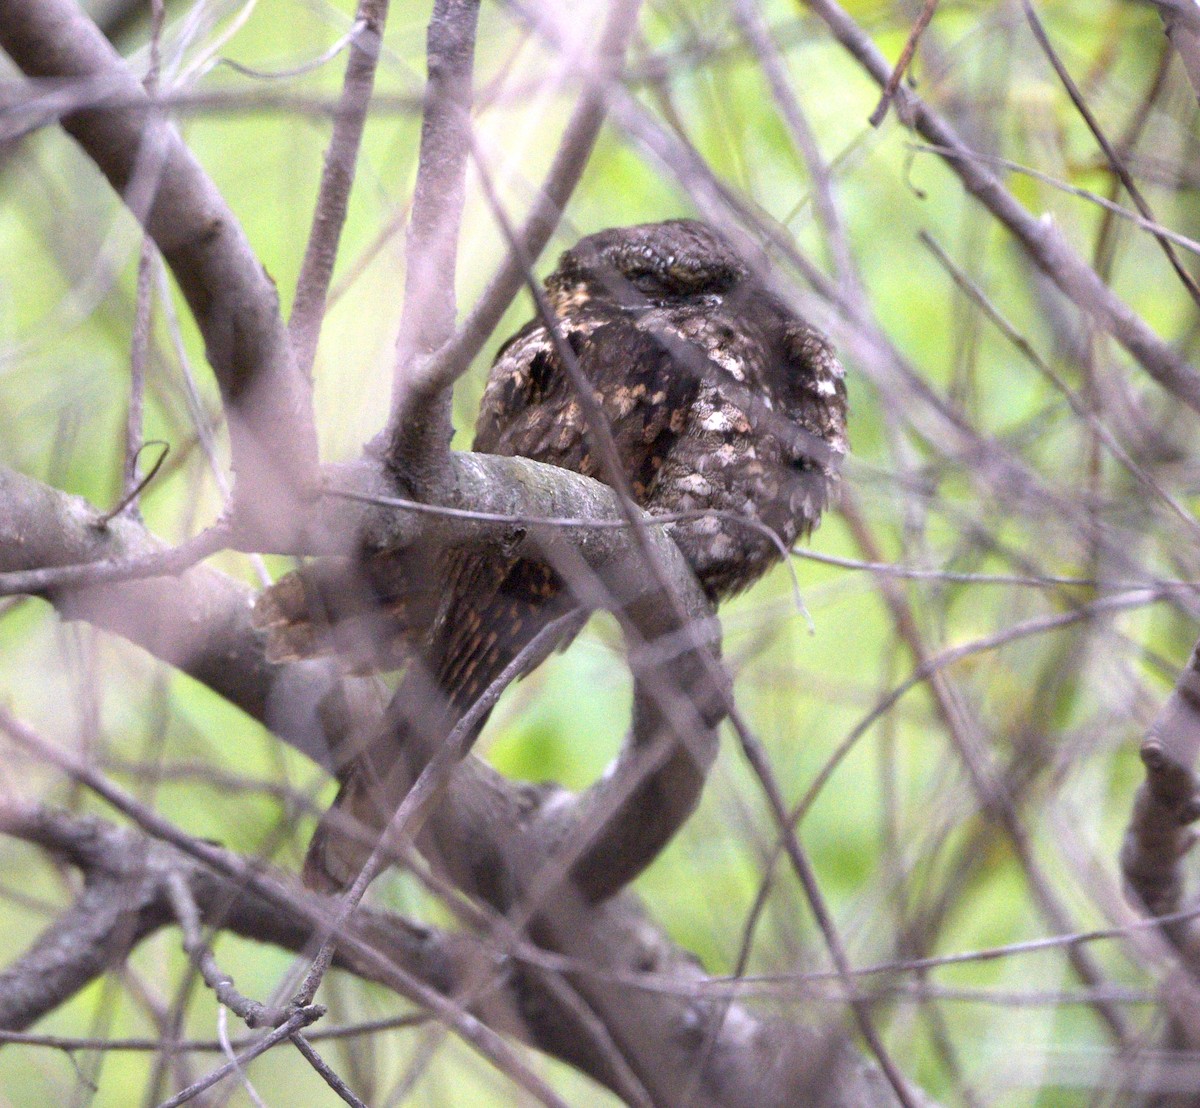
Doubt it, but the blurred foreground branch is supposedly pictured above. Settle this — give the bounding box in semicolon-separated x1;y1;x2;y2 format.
0;798;908;1107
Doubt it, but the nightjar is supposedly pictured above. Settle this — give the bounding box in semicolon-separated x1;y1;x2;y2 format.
256;218;847;891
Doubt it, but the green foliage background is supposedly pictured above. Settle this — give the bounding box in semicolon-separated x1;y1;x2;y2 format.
2;0;1197;1103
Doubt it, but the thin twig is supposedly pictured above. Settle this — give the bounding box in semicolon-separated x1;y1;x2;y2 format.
288;8;388;377
120;0;163;516
868;0;939;127
0;521;230;597
906;141;1200;259
155;1008;321;1108
1020;0;1200;308
216;1005;268;1108
285;613;580;1009
289;1033;369;1108
97;441;171;528
917;228;1200;540
165;873;292;1029
124;240;153;514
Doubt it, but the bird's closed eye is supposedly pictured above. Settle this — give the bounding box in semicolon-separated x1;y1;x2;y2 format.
624;267;671;296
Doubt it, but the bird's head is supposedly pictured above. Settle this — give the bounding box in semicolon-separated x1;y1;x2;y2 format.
546;219;748;311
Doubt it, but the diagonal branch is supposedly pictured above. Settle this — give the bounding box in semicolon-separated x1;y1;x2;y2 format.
0;0;319;536
797;0;1200;415
288;2;390;378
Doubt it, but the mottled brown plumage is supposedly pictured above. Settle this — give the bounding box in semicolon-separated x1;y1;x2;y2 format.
257;219;847;891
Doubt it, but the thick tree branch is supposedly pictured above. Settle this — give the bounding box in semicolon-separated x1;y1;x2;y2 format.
0;0;320;535
0;739;571;1108
0;806;912;1107
0;457;911;1104
0;455;721;892
0;809;163;1031
386;0;481;488
0;466;355;769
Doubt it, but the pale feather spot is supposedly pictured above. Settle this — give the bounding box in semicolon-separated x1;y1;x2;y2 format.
700;409;733;433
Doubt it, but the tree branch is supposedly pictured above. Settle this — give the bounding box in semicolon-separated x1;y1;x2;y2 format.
386;0;481;488
0;454;916;1104
398;0;642;425
0;805;914;1107
0;0;320;536
797;0;1200;415
288;2;389;378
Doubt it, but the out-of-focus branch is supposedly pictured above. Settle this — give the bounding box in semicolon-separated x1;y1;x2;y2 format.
288;1;389;377
0;729;571;1108
0;804;913;1106
1121;639;1200;927
386;0;480;489
1144;0;1200;104
0;0;320;537
799;0;1200;415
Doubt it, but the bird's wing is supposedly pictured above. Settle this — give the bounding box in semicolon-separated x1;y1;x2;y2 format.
474;315;699;498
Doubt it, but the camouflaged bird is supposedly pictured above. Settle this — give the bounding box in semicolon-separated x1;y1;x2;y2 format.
255;218;847;892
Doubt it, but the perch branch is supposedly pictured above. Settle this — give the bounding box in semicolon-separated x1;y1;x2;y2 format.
0;458;913;1104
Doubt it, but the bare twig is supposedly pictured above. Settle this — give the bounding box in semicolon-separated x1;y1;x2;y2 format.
124;239;153;513
288;1033;369;1108
288;6;388;377
165;873;291;1030
798;0;1200;414
0;521;230;598
868;0;939;127
156;1008;322;1108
